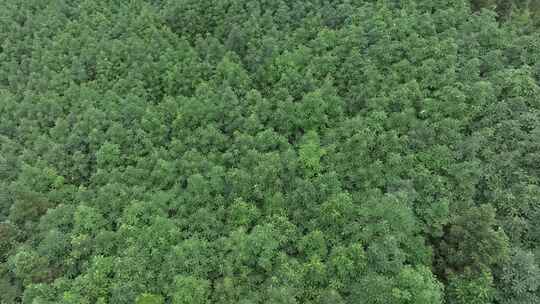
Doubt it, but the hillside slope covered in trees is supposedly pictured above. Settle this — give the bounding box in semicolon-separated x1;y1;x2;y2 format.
1;0;540;303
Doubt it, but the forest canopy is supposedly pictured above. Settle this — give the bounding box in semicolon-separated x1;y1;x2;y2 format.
1;0;540;303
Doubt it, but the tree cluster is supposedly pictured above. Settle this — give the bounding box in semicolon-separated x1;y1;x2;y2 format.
1;1;539;303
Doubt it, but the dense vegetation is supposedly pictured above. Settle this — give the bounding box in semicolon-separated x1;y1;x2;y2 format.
1;0;539;303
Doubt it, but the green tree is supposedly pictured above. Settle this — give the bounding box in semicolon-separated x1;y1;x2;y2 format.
298;131;326;177
136;293;164;304
170;276;210;304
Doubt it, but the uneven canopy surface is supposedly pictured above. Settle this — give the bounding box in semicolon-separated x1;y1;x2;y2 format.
1;1;539;303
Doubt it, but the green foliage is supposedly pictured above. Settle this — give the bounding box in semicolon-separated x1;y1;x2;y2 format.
496;248;540;304
447;271;495;304
471;0;540;26
170;276;210;304
434;204;509;278
136;293;164;304
0;0;539;303
392;266;443;304
299;131;326;176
